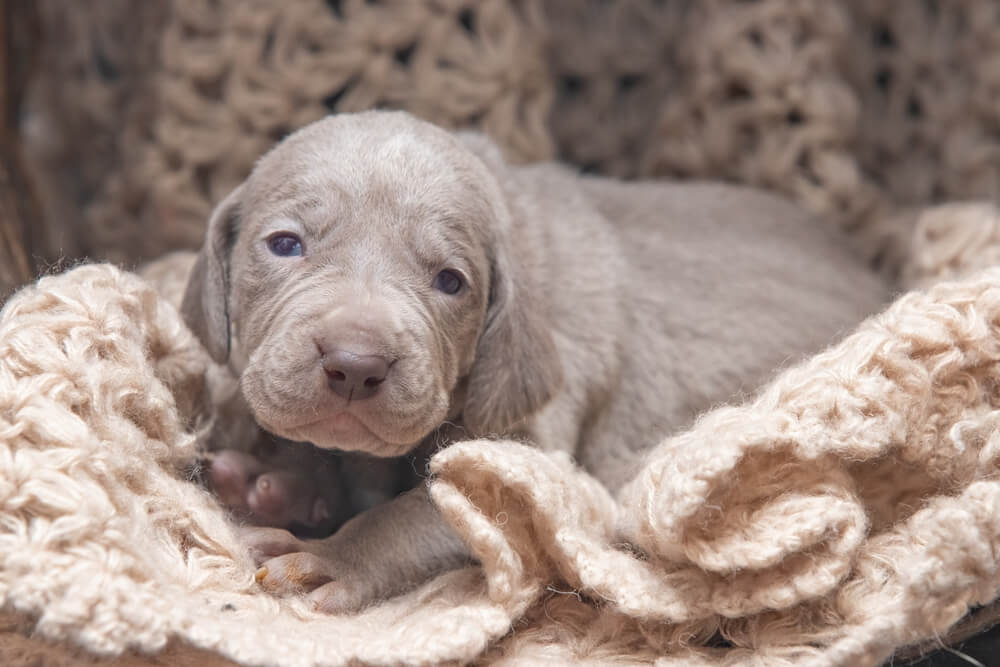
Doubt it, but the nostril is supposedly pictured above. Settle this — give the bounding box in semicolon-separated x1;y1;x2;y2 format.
321;348;392;399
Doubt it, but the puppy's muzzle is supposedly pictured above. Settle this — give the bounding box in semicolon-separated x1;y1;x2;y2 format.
321;349;390;400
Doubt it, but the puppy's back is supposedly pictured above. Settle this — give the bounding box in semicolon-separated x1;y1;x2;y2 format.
582;178;886;347
573;179;890;487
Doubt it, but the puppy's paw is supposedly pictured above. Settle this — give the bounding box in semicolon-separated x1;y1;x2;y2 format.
254;550;374;614
239;525;306;565
308;579;371;614
255;551;336;593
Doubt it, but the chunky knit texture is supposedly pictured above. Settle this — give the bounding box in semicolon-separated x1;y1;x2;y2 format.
24;0;553;265
0;206;999;665
22;1;1000;273
11;2;1000;661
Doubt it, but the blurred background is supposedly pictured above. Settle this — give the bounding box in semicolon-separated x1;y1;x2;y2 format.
0;1;998;662
3;0;998;299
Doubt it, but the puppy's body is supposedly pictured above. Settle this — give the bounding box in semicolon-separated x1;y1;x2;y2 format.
182;111;889;611
468;140;881;488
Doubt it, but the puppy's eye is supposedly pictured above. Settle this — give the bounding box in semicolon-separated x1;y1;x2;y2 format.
433;269;464;295
267;233;303;257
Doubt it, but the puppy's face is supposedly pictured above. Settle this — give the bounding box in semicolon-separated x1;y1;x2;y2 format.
182;112;561;456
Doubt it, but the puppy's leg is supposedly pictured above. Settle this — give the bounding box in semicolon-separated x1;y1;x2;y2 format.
247;486;471;613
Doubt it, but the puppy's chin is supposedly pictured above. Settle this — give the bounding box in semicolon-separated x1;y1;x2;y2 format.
245;388;452;458
284;413;418;458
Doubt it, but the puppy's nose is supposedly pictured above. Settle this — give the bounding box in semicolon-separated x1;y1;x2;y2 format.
322;349;390;400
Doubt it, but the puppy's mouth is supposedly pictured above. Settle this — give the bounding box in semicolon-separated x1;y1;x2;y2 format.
294;412;370;440
311;412;362;431
273;410;415;457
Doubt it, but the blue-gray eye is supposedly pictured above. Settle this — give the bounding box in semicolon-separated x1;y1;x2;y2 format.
267;233;303;257
433;269;463;295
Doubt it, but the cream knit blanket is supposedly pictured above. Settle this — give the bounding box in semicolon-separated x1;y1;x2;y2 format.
2;204;1000;666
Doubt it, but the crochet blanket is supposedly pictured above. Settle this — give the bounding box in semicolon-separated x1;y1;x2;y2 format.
2;204;1000;666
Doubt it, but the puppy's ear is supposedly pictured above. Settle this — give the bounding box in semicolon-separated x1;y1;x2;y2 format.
462;233;564;435
181;185;244;363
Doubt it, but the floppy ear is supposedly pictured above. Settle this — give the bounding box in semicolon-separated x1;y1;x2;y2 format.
181;185;244;364
462;231;564;436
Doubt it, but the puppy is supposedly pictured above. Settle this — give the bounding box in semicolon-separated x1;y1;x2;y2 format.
141;252;402;537
181;110;889;613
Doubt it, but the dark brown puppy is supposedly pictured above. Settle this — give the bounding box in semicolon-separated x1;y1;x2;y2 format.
203;446;407;538
182;110;890;613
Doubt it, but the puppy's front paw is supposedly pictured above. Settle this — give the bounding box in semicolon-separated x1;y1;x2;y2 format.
308;579;370;614
255;551;335;592
240;490;452;615
254;550;372;614
239;525;305;564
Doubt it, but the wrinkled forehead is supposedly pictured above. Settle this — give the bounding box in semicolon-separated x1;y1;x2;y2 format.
241;117;498;231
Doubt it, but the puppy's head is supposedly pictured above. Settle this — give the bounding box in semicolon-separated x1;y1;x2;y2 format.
182;111;562;456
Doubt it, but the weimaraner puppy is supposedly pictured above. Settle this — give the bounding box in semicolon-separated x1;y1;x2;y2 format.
181;110;889;613
142;251;404;538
